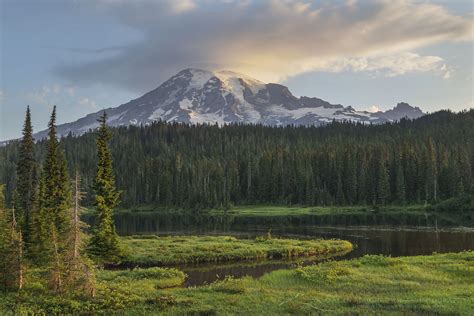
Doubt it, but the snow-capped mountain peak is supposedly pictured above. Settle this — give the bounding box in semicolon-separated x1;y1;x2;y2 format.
30;68;425;140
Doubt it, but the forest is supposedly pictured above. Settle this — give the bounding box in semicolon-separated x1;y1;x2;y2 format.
0;107;473;314
1;109;473;210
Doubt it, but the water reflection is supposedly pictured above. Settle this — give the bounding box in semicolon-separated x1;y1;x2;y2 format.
176;227;474;286
83;212;474;286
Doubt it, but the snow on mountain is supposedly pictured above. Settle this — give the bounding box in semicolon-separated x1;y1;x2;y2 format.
30;68;425;140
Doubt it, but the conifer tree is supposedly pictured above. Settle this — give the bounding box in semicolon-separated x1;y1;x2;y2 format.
0;184;24;291
394;156;406;204
14;106;38;248
375;151;390;205
88;111;123;265
64;171;96;296
426;138;438;202
32;106;71;267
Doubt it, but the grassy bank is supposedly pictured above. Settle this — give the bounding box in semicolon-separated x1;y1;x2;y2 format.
209;205;427;216
161;251;474;315
0;267;186;314
2;252;472;314
121;235;353;266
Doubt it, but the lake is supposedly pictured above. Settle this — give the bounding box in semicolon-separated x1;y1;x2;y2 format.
115;222;474;286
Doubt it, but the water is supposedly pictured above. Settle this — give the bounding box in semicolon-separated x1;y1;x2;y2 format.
88;213;474;286
154;226;474;287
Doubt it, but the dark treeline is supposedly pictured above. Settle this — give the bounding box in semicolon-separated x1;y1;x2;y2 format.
1;109;473;209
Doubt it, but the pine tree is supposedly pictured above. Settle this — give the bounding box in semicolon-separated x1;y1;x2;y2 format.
394;155;406;204
0;184;24;291
425;137;438;202
64;171;96;296
31;106;71;268
375;150;390;205
14;106;38;248
88;111;124;265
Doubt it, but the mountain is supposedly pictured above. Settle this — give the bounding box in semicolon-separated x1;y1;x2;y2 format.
33;68;424;140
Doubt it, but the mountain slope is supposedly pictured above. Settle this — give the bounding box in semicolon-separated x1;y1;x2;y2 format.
34;68;424;140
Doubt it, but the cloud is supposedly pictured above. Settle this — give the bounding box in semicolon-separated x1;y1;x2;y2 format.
56;0;473;93
78;97;98;110
366;105;381;113
0;91;4;103
25;85;57;106
22;84;97;110
313;52;451;78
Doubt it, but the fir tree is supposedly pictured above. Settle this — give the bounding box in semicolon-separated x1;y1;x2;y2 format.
394;155;406;204
14;106;38;248
375;151;390;205
0;184;24;291
31;106;71;267
64;171;96;296
425;137;438;202
88;111;123;265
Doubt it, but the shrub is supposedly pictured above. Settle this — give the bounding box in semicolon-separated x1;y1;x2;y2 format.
210;276;248;294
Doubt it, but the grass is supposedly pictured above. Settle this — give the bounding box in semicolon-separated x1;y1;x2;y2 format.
121;235;353;266
1;252;472;314
209;204;426;216
0;267;186;315
163;251;474;315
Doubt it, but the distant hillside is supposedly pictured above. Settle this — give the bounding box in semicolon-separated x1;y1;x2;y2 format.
0;109;472;209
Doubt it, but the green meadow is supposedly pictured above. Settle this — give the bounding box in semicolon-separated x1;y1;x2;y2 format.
1;251;472;315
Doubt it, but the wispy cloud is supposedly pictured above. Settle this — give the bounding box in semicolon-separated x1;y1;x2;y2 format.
21;84;97;110
78;97;98;110
47;45;126;54
56;0;473;92
312;52;451;78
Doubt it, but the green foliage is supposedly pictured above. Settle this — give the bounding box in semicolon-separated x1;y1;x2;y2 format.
88;112;124;265
296;261;351;283
1;245;472;314
429;194;474;212
1;109;473;210
0;266;185;314
14;106;39;249
209;276;248;294
31;106;72;267
0;184;24;291
99;267;186;289
163;251;473;315
358;254;403;267
121;235;353;266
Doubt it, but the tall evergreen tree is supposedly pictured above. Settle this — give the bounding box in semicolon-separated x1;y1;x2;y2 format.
0;184;24;291
394;155;406;204
88;111;123;265
375;151;390;205
64;171;96;296
14;106;38;248
31;106;71;266
424;137;438;202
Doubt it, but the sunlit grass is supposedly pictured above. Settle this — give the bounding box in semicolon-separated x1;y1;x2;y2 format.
121;235;353;265
164;251;474;315
1;251;472;314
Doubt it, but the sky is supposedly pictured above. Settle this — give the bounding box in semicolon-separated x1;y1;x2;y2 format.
0;0;473;141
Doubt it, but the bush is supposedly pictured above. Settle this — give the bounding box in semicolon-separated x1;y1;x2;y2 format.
209;276;248;294
296;261;351;283
358;255;403;267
